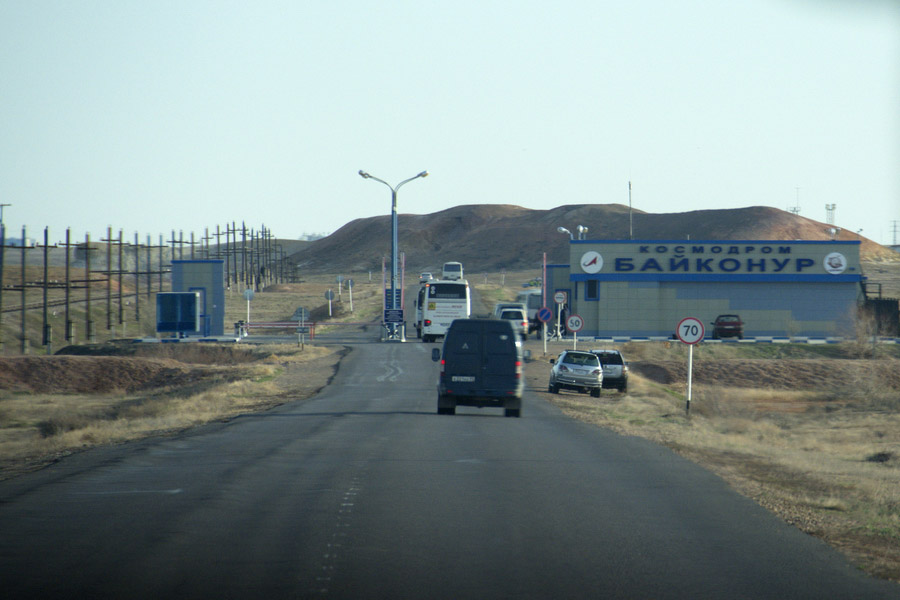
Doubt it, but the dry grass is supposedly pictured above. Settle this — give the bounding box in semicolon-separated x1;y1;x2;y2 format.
523;342;900;582
0;344;340;480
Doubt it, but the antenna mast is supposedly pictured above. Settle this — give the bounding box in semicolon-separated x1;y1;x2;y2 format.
628;181;633;240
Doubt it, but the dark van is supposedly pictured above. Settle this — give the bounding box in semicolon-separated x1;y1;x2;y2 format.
431;319;524;417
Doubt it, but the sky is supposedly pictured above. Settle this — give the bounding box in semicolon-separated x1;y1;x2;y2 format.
1;0;899;246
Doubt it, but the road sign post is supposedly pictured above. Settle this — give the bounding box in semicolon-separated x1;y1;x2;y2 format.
553;291;567;341
325;289;335;317
347;279;354;313
537;306;553;354
243;289;254;333
676;317;705;415
566;313;584;350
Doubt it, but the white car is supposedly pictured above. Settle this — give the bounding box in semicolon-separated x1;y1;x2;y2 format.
590;349;629;393
419;272;434;283
498;308;529;340
492;302;528;319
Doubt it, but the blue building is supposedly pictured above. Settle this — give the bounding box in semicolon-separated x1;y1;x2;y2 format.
545;239;863;338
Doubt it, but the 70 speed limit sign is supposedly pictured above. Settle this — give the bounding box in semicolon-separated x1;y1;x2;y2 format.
676;317;705;345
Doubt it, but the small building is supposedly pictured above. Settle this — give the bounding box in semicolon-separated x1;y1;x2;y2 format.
545;239;862;338
170;260;225;336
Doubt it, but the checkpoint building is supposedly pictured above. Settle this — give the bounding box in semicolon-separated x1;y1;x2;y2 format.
545;239;863;339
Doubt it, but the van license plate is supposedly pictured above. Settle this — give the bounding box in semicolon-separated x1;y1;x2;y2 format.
452;376;476;382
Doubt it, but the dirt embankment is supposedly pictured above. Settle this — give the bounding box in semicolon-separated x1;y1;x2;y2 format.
630;358;900;391
4;346;898;398
0;356;205;394
0;344;264;394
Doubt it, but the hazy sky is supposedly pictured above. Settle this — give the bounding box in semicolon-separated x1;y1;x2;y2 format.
2;0;898;245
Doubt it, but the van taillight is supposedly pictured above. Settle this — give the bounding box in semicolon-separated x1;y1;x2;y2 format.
515;360;522;378
424;319;432;326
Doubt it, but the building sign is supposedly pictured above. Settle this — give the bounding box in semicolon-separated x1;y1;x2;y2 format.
572;241;860;278
580;251;603;274
823;252;847;275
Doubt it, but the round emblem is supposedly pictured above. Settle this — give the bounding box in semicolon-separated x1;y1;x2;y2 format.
580;251;603;274
823;252;847;275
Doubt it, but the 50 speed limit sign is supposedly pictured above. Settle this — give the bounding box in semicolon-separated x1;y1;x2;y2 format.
566;314;584;333
676;317;705;345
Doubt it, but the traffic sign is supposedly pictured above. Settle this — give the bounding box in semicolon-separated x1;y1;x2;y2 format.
324;290;335;301
553;291;567;305
676;317;705;344
384;309;404;323
243;289;254;301
566;314;584;333
346;279;354;289
292;306;310;322
384;289;402;307
537;306;553;323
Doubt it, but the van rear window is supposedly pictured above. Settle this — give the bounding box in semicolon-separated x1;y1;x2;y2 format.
595;352;623;365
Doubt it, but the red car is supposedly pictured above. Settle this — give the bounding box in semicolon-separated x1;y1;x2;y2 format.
711;314;743;339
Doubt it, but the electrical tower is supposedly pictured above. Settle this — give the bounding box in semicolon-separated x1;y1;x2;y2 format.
788;188;800;215
825;204;836;225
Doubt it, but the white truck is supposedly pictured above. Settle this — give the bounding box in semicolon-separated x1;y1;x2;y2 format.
516;289;543;333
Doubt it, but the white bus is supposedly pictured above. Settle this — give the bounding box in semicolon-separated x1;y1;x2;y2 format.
418;279;471;342
442;261;463;281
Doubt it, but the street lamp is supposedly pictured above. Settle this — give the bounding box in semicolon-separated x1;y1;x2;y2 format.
359;169;428;340
557;226;573;240
576;225;589;240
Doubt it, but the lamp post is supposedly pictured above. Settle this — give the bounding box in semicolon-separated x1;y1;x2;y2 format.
557;226;573;240
359;169;428;340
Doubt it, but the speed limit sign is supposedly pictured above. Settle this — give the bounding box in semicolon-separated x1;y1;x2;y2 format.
676;317;705;345
566;314;584;333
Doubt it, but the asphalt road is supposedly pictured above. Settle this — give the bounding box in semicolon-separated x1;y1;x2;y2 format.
1;327;898;599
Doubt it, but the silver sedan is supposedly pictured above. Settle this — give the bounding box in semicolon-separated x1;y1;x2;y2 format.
548;350;603;397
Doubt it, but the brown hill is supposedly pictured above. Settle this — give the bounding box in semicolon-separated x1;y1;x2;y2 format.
290;204;897;274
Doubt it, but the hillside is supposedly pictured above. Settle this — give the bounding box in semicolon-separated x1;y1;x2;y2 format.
289;204;898;274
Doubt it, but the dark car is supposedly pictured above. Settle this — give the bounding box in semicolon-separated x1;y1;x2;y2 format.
431;318;524;417
590;349;629;392
711;314;743;339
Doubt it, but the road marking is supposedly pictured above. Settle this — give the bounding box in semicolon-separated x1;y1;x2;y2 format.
308;474;365;596
376;359;404;382
74;489;183;495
